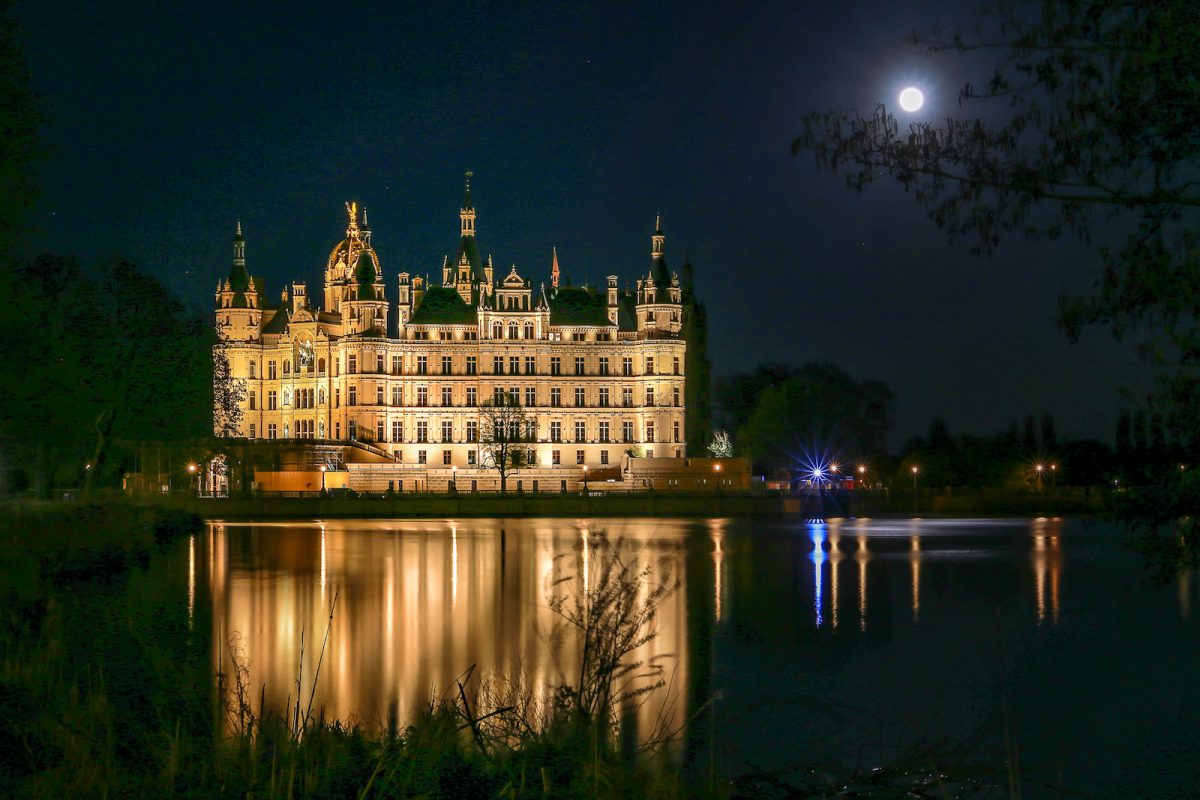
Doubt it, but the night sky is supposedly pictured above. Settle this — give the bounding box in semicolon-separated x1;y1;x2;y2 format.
16;0;1151;445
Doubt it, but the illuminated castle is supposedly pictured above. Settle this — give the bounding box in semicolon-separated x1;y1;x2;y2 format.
213;174;696;491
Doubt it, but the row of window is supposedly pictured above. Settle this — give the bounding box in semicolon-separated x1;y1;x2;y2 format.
249;383;682;410
245;354;682;380
247;418;681;445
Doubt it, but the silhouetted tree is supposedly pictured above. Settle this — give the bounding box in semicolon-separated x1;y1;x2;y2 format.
0;0;42;255
738;362;893;474
681;258;712;455
795;0;1200;479
478;393;535;493
212;351;246;439
1022;415;1038;455
1040;413;1058;453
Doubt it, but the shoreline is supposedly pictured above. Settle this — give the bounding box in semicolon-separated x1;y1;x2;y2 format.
130;489;1108;521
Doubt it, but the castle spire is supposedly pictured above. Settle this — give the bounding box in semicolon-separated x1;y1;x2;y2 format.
233;220;245;266
460;171;476;237
551;246;560;289
651;214;665;259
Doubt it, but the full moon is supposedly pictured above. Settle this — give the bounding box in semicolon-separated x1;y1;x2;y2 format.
898;86;924;113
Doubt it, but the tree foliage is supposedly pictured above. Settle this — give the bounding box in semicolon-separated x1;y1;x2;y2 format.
0;255;212;496
212;350;246;439
737;362;894;474
795;0;1200;445
478;393;535;493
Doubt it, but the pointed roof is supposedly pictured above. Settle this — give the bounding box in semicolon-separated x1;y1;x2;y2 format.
462;170;474;210
551;246;560;288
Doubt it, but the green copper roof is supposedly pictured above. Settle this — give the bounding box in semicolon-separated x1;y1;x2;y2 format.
261;305;289;334
617;291;638;331
454;235;486;283
411;286;478;325
652;256;672;301
549;287;611;326
355;251;377;299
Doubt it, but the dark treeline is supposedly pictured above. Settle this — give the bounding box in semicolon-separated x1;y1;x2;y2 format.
715;363;1198;495
0;255;214;498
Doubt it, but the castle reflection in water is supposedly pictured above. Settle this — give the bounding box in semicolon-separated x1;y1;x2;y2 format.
194;516;1087;738
204;519;693;740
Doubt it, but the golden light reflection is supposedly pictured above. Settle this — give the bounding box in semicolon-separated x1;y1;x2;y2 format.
909;520;921;623
709;520;726;623
188;534;195;629
209;520;689;743
828;519;842;631
451;524;458;608
1180;569;1194;622
1031;517;1062;624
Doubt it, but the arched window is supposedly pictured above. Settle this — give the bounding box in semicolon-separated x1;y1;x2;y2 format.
523;322;534;339
508;323;518;339
492;323;502;339
318;357;326;374
283;359;291;374
248;361;257;379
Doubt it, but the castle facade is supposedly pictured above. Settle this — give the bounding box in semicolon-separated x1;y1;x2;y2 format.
213;175;691;490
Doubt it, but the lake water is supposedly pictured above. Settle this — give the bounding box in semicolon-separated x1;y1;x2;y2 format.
191;517;1199;797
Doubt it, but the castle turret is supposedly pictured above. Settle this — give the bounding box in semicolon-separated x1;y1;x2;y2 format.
636;215;682;334
330;201;388;334
215;220;262;341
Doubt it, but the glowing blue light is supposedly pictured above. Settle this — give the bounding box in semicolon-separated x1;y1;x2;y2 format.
811;525;826;628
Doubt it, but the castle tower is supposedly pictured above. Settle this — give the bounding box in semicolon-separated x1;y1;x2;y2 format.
637;215;682;334
214;220;262;341
336;202;388;335
447;171;485;303
551;246;560;289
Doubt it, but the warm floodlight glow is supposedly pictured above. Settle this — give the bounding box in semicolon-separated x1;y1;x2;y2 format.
898;86;924;112
857;465;866;474
911;465;919;474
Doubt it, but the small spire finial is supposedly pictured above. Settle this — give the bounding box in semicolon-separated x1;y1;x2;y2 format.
655;213;661;233
551;246;560;289
235;219;242;237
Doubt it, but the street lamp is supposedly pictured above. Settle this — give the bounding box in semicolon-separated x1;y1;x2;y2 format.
451;464;458;492
911;464;919;490
1034;462;1045;492
187;463;198;496
582;464;589;493
319;464;326;493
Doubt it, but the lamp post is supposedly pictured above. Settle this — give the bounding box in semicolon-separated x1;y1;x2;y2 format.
319;464;326;493
1050;463;1057;490
582;464;589;494
187;463;197;496
451;464;457;493
911;464;919;490
1035;463;1045;492
857;464;867;489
